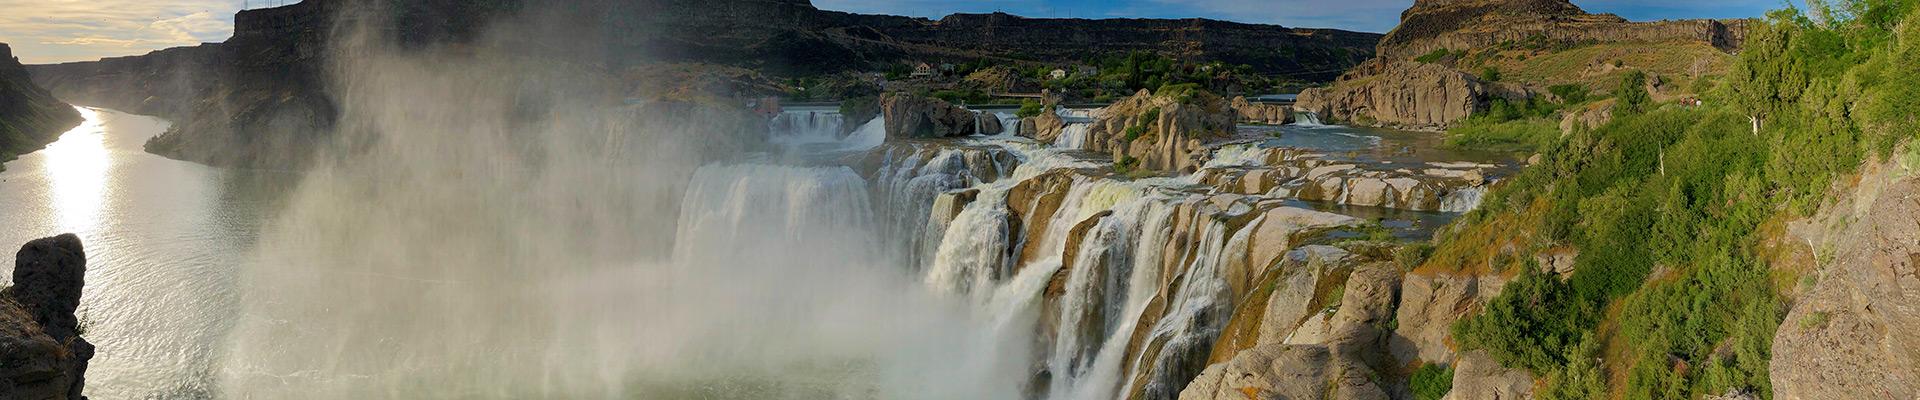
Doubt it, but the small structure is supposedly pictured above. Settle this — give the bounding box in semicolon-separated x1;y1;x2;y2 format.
911;63;935;78
1075;65;1099;76
1049;69;1068;80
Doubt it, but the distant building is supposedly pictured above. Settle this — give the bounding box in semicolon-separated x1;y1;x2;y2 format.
911;63;935;78
1049;69;1068;80
1075;66;1099;76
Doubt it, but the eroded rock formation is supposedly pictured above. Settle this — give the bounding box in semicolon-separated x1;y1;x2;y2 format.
0;234;94;399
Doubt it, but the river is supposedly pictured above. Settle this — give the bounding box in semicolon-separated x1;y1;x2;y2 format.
0;107;293;398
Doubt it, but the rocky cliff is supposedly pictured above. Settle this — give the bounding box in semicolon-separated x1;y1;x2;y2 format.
1297;0;1747;129
1770;156;1920;399
0;43;82;167
0;234;95;399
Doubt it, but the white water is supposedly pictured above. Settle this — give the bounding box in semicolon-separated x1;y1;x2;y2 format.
770;110;847;145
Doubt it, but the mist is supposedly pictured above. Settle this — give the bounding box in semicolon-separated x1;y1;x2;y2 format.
211;6;1030;398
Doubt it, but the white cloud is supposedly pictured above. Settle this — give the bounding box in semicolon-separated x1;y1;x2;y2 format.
0;0;237;64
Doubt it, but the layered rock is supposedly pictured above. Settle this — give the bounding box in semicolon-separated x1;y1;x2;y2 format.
0;234;94;399
1195;147;1496;212
1083;89;1237;174
0;43;83;166
1376;0;1746;61
1770;157;1920;399
1295;62;1523;130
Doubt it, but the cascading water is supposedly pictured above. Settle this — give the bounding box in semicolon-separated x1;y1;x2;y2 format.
1291;111;1326;127
770;110;847;145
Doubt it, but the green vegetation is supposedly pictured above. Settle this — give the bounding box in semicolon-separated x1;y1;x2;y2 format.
1409;363;1455;400
1478;67;1503;82
1414;48;1464;64
1016;100;1047;119
1441;2;1920;398
1549;83;1590;104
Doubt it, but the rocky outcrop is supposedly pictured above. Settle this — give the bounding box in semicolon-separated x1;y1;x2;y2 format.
1376;0;1746;61
1770;157;1920;399
1230;96;1293;125
1019;111;1067;143
1086;89;1237;174
879;93;987;140
1180;262;1404;400
1195;148;1497;212
1296;62;1523;130
0;43;83;165
0;234;94;400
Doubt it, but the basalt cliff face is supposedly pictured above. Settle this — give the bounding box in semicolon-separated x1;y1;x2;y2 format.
1297;0;1748;130
0;43;82;166
27;0;1377;168
0;234;94;400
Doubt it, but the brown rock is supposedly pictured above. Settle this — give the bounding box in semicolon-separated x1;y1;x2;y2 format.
880;92;981;140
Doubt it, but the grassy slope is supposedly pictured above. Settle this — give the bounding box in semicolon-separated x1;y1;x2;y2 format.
1426;2;1920;399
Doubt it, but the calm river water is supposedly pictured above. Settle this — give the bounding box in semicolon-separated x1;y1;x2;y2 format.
0;107;290;398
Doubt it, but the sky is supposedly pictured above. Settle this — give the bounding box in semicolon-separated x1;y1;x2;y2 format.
1;0;1790;65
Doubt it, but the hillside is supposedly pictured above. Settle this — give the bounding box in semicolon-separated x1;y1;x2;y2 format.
1296;0;1749;131
0;43;82;169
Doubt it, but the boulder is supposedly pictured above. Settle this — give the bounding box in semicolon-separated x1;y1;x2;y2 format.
0;234;94;400
1391;272;1508;365
1019;111;1068;144
880;93;981;140
1441;350;1533;400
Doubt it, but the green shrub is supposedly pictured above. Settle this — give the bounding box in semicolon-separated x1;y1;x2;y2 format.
1549;84;1590;104
1410;364;1455;400
1414;48;1455;64
1016;100;1046;119
1479;67;1503;82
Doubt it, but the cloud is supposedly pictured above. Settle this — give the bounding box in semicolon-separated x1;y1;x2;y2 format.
0;0;236;64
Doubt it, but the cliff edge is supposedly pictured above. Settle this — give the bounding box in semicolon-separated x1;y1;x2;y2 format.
0;43;82;168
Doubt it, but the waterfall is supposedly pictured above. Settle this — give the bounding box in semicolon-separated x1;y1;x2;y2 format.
1440;185;1488;213
1055;123;1093;150
1291;111;1326;127
769;110;847;144
1121;209;1262;400
842;117;886;150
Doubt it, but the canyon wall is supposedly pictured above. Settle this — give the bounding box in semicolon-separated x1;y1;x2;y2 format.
0;43;82;165
1297;0;1748;130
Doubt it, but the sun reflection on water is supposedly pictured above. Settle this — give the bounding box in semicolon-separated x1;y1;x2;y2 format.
41;107;110;235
